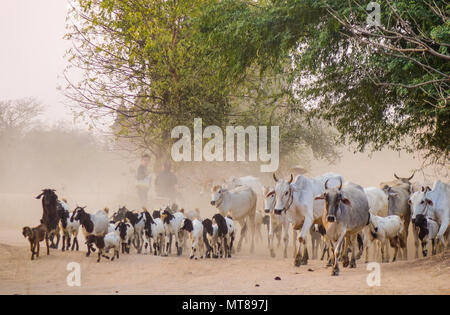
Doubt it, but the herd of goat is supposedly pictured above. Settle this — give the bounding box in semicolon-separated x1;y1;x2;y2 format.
22;172;449;276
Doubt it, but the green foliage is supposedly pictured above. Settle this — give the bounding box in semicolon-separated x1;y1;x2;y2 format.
196;0;450;164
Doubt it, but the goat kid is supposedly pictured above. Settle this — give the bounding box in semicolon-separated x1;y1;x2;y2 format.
212;214;235;258
86;233;120;263
142;211;165;256
116;221;135;254
57;200;81;251
368;214;404;262
182;218;205;260
22;223;49;260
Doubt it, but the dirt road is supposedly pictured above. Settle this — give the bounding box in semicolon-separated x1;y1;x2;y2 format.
1;229;448;295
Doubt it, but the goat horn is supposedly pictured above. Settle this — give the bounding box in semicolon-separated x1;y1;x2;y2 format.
338;178;342;190
324;179;330;190
288;174;293;184
394;173;400;179
408;173;414;181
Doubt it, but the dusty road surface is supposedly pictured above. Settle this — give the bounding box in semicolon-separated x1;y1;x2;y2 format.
1;228;449;295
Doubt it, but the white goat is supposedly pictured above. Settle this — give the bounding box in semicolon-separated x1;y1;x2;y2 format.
368;214;404;262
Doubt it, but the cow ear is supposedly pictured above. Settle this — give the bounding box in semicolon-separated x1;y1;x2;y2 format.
314;194;324;200
341;198;351;206
425;199;433;206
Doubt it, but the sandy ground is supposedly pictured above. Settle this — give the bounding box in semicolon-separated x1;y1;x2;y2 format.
1;226;449;295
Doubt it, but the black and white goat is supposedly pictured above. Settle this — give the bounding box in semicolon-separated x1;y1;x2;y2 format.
112;206;146;253
161;209;186;256
142;211;165;256
202;218;219;258
212;214;235;258
57;199;81;251
86;232;120;263
415;214;442;257
71;206;109;257
181;218;205;260
116;221;135;254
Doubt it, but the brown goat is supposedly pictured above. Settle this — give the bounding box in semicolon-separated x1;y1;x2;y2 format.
22;224;49;260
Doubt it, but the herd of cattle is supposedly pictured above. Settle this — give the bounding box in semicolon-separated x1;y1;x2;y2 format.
22;172;449;276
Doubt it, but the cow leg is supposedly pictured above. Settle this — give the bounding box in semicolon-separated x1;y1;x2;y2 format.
437;219;449;252
332;228;347;276
282;222;289;258
301;237;309;265
292;229;297;258
299;217;313;266
412;226;419;259
294;235;303;267
311;234;316;260
248;214;256;253
268;220;275;258
341;237;350;268
349;234;357;268
236;220;247;252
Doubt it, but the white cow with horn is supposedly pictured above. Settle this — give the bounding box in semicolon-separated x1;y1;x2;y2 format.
210;185;257;253
273;172;344;266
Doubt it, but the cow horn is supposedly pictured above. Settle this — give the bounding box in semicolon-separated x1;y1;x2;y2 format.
394;173;400;179
408;173;414;181
273;173;278;182
288;174;293;184
324;179;330;190
338;178;343;190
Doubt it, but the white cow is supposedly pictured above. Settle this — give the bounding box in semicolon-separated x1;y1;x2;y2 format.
273;172;344;266
263;186;290;258
227;176;264;242
227;176;262;196
411;180;450;249
211;185;257;253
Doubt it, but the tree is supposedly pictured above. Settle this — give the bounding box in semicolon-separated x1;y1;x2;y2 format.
196;0;450;165
65;0;232;160
64;0;340;170
0;98;43;134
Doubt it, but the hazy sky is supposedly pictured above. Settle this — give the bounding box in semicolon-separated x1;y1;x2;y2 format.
0;0;72;124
